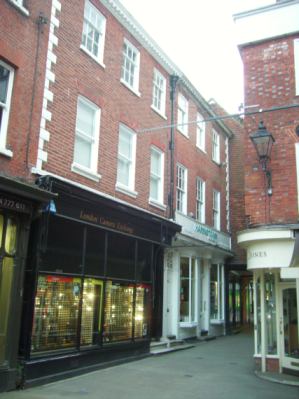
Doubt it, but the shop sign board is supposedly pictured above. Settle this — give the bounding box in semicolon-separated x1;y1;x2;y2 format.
175;212;231;251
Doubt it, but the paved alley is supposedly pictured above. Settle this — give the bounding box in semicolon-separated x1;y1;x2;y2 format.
0;333;298;399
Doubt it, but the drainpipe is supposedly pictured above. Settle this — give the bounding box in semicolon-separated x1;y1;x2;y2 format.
168;75;179;220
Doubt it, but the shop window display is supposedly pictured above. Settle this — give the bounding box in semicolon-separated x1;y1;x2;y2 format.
80;278;103;346
264;273;277;355
210;264;224;320
134;285;151;338
255;276;261;354
31;275;81;353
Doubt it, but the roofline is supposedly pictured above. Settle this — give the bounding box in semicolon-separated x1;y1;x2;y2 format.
100;0;235;138
233;0;299;21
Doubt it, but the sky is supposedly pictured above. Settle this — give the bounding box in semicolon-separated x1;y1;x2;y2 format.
119;0;275;114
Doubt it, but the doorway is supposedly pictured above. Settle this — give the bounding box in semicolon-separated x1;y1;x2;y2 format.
279;284;299;372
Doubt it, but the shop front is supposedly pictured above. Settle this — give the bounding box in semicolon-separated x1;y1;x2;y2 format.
238;226;299;375
163;212;232;341
19;176;180;386
0;175;54;392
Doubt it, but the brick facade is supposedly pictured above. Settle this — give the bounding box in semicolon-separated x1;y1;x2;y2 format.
240;34;299;226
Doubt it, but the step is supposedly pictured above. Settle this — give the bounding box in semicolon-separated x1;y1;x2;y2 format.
150;343;195;355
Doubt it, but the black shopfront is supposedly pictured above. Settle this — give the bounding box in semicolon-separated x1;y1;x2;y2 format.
0;175;54;392
20;177;180;386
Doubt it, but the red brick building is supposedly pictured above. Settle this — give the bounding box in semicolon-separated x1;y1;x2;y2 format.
0;0;244;389
235;0;299;375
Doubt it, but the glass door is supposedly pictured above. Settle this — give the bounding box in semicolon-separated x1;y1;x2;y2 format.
280;285;299;371
0;214;18;366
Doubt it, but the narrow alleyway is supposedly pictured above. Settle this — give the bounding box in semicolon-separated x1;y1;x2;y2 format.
0;332;298;399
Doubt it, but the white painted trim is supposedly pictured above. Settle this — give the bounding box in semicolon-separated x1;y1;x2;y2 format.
34;0;61;170
295;39;299;97
0;60;14;157
7;0;29;16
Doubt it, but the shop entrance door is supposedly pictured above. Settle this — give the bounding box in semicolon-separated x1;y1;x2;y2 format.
0;214;18;366
279;284;299;372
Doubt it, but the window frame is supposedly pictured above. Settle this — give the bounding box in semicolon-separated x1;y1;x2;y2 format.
176;164;188;214
212;189;220;230
180;257;198;326
295;39;299;96
196;177;205;223
151;68;166;117
149;146;165;207
177;93;189;137
212;129;220;164
196;112;205;151
121;38;140;96
116;124;137;196
81;0;107;66
210;264;224;322
7;0;29;16
72;96;101;181
0;60;14;158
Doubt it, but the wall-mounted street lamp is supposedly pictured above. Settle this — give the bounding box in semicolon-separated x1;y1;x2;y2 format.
250;121;275;196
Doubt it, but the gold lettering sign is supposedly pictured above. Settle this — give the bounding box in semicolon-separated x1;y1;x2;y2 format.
80;211;134;234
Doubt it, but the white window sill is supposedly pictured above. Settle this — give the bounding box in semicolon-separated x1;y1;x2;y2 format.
120;79;141;98
151;105;167;120
212;158;221;166
115;183;138;198
0;147;13;158
7;0;29;16
179;322;198;328
149;199;167;211
177;128;189;139
80;45;106;69
196;145;206;154
253;354;279;358
71;163;101;182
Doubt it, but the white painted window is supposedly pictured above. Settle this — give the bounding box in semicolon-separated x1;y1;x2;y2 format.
196;112;205;151
7;0;29;15
150;147;164;205
177;93;189;136
210;264;224;321
72;96;101;181
116;124;137;193
152;69;166;116
0;60;14;157
176;164;187;214
212;129;220;163
212;190;220;230
180;257;198;324
294;39;299;96
196;178;205;223
121;39;140;94
81;0;106;64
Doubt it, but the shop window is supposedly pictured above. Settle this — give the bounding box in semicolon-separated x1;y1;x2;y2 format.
265;273;277;355
107;233;135;280
85;226;105;277
255;276;261;354
31;275;81;353
41;216;84;274
103;281;134;342
134;285;151;339
136;241;152;282
210;264;224;321
80;278;103;346
180;257;197;324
